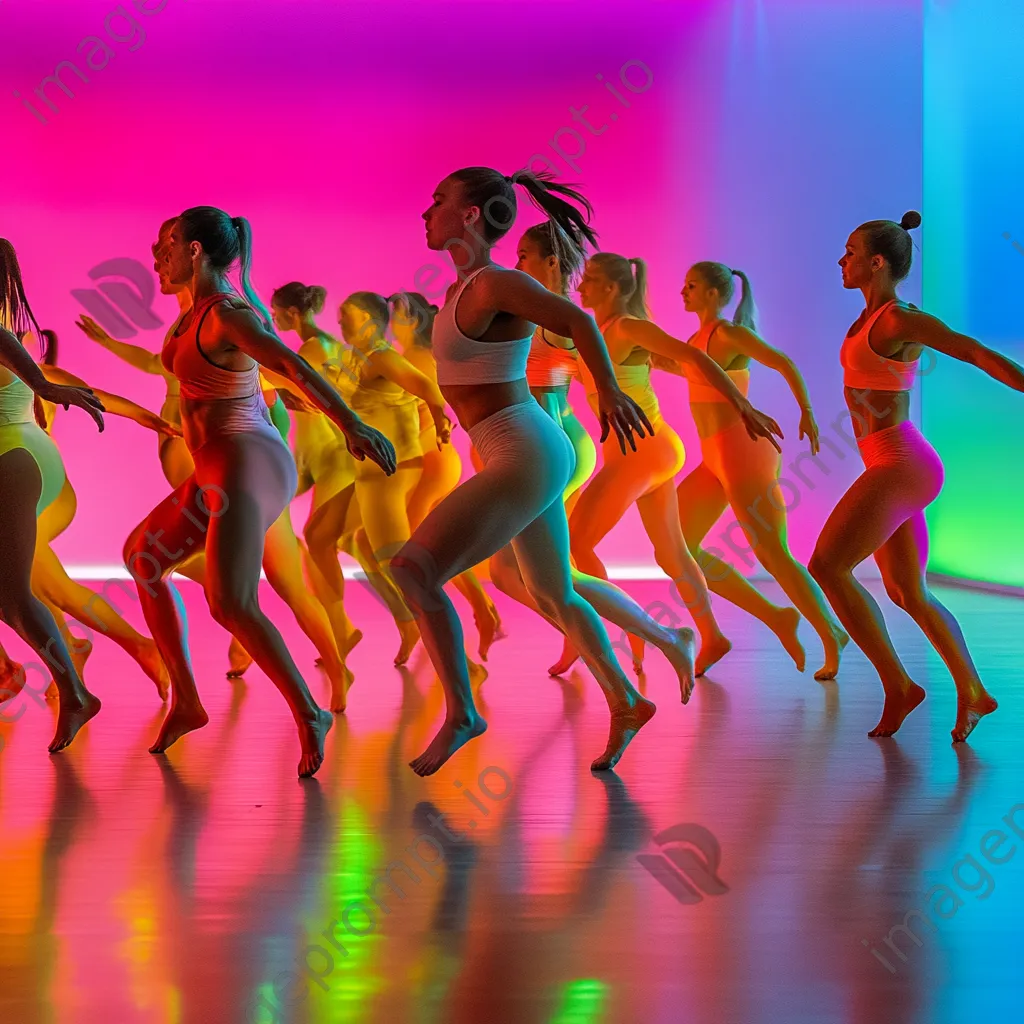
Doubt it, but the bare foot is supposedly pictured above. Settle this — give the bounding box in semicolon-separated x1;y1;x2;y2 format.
814;628;850;682
341;628;363;659
149;702;210;753
49;693;102;753
475;605;502;662
629;634;646;675
591;696;656;771
297;709;333;778
549;639;580;677
660;627;696;704
0;660;26;705
869;683;926;738
136;641;171;701
409;714;488;777
952;692;998;743
468;658;489;687
695;634;732;677
395;620;420;666
330;665;353;713
71;636;93;679
226;638;253;679
771;607;806;673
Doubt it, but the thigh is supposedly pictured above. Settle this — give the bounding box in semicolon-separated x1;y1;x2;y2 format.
127;475;208;580
509;495;575;604
636;478;688;553
568;446;656;546
676;461;729;548
205;485;270;604
354;464;421;560
37;477;77;546
406;458;554;586
305;482;355;540
160;436;195;489
638;426;687;495
874;513;929;593
813;465;917;571
0;448;42;596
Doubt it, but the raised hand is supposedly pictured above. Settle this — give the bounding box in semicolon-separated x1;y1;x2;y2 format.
36;382;105;432
74;315;114;345
343;420;397;475
596;386;654;454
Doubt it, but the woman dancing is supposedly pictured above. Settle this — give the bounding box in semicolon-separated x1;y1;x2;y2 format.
809;211;1024;741
392;166;738;777
316;290;451;666
390;291;505;660
270;282;362;659
570;253;783;676
484;224;702;695
81;225;351;708
659;261;849;680
0;327;175;699
0;238;106;751
122;207;395;777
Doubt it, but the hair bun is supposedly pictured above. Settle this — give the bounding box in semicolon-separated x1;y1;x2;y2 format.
900;210;922;231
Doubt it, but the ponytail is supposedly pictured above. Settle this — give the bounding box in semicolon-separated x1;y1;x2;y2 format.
689;261;756;331
730;270;757;331
626;258;650;320
232;216;272;328
0;238;44;341
447;166;598;254
588;252;651;321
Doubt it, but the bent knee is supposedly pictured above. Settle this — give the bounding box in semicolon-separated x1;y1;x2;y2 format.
884;581;927;612
207;591;258;630
807;550;835;585
391;546;443;612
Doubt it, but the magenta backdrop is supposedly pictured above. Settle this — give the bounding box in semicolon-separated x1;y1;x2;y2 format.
1;0;921;575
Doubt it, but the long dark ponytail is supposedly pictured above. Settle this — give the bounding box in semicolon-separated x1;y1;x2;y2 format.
448;166;598;257
0;238;44;342
179;207;273;327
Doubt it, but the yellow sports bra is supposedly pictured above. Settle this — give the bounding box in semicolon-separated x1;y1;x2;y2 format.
578;314;661;426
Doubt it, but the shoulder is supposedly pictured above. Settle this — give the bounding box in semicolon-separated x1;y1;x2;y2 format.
717;321;759;347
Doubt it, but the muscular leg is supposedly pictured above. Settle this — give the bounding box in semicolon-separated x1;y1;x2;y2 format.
304;483;360;658
720;472;848;680
636;480;731;676
0;449;99;751
512;498;655;768
355;462;422;665
808;466;927;737
199;437;331;777
677;462;802;664
393;443;653;777
874;517;996;741
124;476;211;751
263;509;349;712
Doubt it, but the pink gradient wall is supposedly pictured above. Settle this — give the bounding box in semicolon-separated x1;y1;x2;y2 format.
1;0;921;574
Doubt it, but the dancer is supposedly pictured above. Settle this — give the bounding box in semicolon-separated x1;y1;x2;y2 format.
318;290;451;666
80;227;350;708
484;224;700;695
122;207;395;777
391;165;690;777
0;238;106;751
0;327;175;698
658;261;849;680
390;291;504;660
809;211;1024;740
571;252;783;675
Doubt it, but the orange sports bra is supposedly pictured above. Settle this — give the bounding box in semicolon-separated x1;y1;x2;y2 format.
841;299;919;392
685;320;750;404
526;327;578;390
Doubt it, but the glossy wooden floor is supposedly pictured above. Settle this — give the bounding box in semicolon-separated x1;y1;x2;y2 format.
1;579;1022;1024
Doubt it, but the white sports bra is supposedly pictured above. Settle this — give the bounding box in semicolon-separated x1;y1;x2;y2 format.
432;268;531;387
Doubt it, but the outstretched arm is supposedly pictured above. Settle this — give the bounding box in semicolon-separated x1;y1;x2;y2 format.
75;316;168;377
40;366;179;436
720;323;819;453
212;305;396;474
896;308;1024;392
481;267;652;452
622;319;784;450
0;328;105;431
